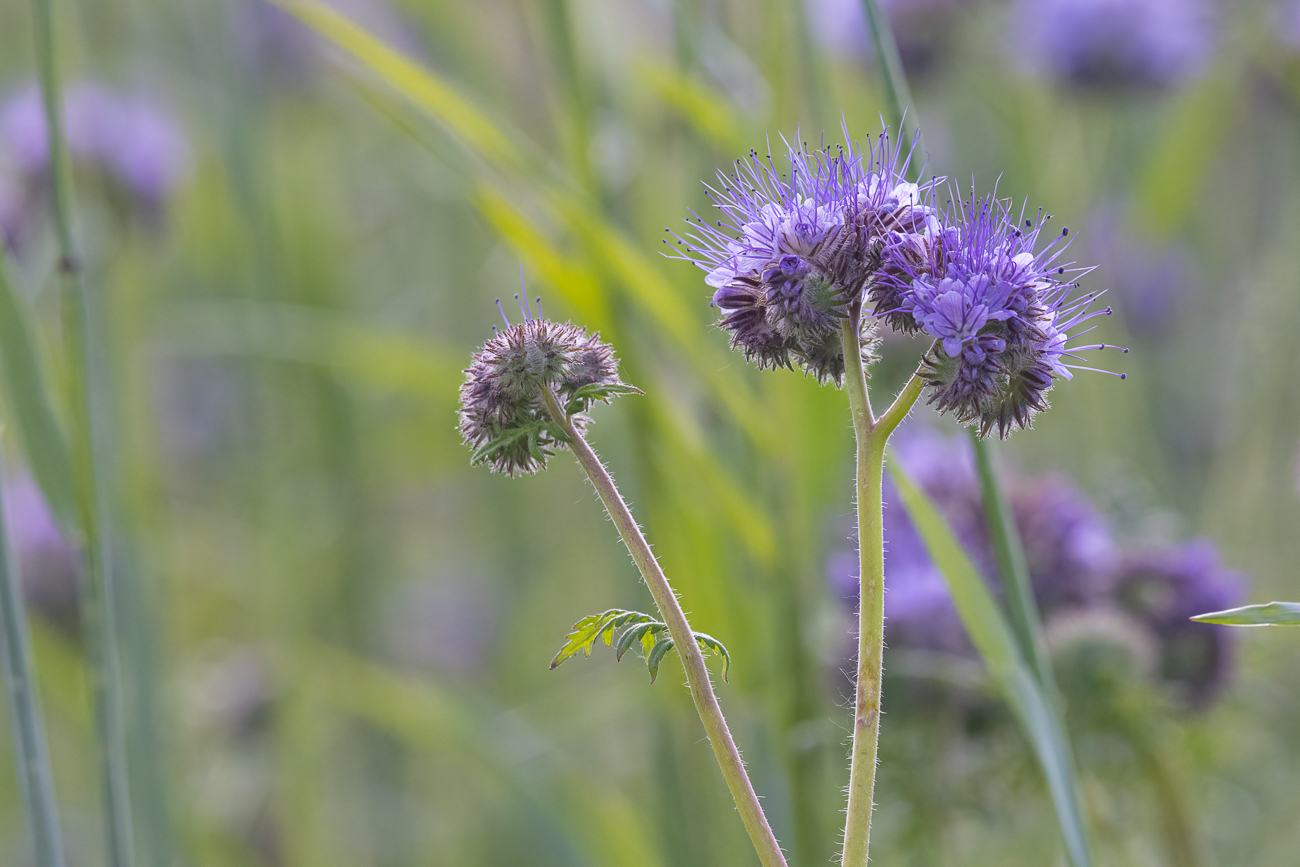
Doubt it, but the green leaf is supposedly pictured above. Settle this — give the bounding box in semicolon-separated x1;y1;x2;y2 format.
614;622;658;662
0;253;76;534
1190;602;1300;627
469;426;535;465
549;610;622;669
550;609;731;684
692;631;731;683
646;637;675;683
891;462;1093;867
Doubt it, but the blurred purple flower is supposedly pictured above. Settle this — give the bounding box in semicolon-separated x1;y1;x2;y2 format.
1280;1;1300;51
1112;541;1245;708
806;0;967;75
828;428;1245;708
3;475;81;634
0;81;190;216
1011;0;1215;88
1012;476;1117;615
1087;206;1191;335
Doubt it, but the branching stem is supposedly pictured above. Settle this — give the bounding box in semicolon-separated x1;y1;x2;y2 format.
543;390;788;867
839;318;927;867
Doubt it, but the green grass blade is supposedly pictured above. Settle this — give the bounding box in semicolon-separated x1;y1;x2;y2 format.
891;462;1093;867
0;469;67;867
277;0;525;173
0;252;76;533
1190;602;1300;626
970;433;1057;693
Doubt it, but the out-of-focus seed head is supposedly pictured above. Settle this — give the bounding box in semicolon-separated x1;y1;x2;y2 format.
671;123;933;385
458;298;638;476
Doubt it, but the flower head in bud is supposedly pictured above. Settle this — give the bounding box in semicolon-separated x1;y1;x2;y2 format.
458;293;638;476
669;123;932;384
886;189;1125;437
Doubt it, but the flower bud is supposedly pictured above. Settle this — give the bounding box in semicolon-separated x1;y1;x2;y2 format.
458;310;637;476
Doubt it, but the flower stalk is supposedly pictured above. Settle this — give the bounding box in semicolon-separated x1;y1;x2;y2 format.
839;315;926;867
541;388;788;867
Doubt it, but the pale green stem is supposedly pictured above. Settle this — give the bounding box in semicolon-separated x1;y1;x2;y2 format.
542;389;788;867
0;464;67;867
29;1;136;865
839;319;927;867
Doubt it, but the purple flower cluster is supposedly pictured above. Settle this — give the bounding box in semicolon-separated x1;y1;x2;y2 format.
1011;0;1215;88
671;128;931;384
675;129;1121;436
876;192;1124;436
829;428;1245;709
0;82;190;248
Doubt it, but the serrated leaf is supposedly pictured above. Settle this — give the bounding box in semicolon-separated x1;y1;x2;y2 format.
550;610;621;669
615;622;656;662
692;632;731;683
1191;601;1300;627
646;637;675;683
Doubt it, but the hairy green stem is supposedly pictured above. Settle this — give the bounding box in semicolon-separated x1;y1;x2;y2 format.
0;466;67;867
839;319;926;867
543;390;787;867
969;433;1058;694
29;2;136;865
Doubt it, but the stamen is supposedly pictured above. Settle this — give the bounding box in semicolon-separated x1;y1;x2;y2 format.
495;298;511;327
515;293;529;320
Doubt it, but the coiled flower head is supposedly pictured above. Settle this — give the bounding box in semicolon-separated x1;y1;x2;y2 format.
458;294;638;476
880;190;1125;437
670;125;933;384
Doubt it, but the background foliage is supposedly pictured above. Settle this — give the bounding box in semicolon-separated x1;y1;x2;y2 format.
0;0;1299;864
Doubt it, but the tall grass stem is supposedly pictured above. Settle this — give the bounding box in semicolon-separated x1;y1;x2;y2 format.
0;464;67;867
970;433;1058;693
542;389;788;867
29;1;137;865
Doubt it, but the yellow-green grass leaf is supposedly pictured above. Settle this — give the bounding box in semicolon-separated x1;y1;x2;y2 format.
278;0;525;174
0;255;76;533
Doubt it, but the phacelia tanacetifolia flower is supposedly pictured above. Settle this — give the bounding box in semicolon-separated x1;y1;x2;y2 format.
458;295;639;476
669;126;934;384
881;191;1126;437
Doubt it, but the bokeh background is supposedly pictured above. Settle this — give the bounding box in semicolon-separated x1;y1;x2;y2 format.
1;0;1299;864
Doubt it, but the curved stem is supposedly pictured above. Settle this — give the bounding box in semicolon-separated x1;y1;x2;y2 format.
543;390;787;867
840;320;927;867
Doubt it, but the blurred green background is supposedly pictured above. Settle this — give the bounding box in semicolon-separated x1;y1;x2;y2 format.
0;0;1299;864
